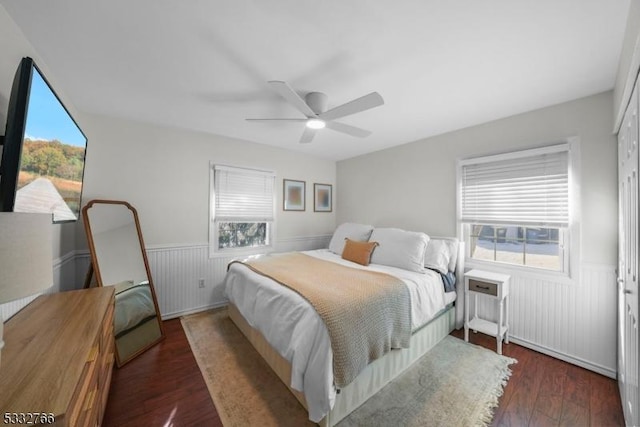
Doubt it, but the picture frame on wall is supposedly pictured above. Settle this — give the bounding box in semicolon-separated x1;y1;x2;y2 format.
314;183;332;212
283;179;305;211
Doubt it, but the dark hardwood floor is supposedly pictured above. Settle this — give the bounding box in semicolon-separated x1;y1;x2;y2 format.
450;329;625;427
104;318;624;427
102;319;222;427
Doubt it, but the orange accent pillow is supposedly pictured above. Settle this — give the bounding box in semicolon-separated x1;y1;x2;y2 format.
341;238;379;266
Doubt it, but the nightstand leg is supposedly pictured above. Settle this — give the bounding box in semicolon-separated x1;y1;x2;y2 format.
464;290;469;342
497;298;504;355
504;295;509;344
474;292;478;319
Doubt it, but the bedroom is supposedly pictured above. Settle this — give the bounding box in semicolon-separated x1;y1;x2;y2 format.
0;1;636;426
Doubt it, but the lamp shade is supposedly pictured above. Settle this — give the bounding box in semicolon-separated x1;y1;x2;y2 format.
0;213;53;303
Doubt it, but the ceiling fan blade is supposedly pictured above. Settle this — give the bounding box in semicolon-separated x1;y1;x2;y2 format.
319;92;384;121
300;127;316;144
246;118;307;122
325;121;372;138
268;81;317;118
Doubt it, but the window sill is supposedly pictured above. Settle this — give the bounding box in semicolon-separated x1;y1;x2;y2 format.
464;258;574;285
208;245;274;259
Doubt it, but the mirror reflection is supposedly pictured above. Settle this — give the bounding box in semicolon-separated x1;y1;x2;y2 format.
83;200;164;366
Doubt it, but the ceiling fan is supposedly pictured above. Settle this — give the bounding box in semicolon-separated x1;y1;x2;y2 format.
246;81;384;144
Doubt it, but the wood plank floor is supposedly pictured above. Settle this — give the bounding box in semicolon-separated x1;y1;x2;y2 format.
102;319;222;427
450;329;625;427
104;318;624;427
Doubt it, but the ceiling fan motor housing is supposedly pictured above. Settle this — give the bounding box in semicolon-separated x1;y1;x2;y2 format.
305;92;328;115
246;81;383;143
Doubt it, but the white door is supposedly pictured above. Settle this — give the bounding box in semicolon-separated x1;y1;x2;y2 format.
618;83;639;427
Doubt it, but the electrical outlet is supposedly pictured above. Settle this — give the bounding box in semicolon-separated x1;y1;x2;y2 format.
198;278;205;288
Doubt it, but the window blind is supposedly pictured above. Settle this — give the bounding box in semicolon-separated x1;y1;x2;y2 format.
214;165;275;222
460;147;569;227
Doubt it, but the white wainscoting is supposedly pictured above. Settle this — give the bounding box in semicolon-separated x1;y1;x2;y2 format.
75;235;333;320
4;238;617;379
470;262;617;378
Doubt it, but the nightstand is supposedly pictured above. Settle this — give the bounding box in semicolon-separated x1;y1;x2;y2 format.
464;269;511;354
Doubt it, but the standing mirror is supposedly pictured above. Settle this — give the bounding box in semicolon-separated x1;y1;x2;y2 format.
82;199;164;367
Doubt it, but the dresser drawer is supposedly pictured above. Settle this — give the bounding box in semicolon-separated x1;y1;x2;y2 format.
0;287;115;427
468;279;498;296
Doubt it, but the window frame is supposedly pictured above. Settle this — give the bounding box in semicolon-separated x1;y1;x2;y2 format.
463;223;569;273
209;163;276;257
456;139;580;280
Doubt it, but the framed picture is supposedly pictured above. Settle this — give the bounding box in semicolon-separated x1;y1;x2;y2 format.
283;179;305;211
314;183;332;212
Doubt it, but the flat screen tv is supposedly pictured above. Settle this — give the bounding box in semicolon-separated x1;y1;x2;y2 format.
0;57;87;223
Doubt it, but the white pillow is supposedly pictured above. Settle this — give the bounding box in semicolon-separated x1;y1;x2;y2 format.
369;228;430;273
446;239;459;272
328;223;374;255
424;239;451;274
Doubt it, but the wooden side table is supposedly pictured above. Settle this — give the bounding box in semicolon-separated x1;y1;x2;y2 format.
464;269;511;354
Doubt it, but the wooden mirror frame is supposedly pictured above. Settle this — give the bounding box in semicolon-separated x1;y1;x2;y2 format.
82;199;165;366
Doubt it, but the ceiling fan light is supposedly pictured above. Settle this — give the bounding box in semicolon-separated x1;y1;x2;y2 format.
306;119;326;130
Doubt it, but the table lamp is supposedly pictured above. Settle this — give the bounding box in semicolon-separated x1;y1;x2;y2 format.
0;213;53;367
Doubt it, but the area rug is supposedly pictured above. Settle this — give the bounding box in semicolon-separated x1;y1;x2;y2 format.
181;308;516;427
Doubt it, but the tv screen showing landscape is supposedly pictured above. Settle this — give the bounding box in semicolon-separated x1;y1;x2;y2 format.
13;65;87;223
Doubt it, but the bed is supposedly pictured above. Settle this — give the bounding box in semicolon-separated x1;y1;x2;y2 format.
224;225;465;426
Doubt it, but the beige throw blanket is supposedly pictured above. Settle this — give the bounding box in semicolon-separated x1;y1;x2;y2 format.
230;252;411;387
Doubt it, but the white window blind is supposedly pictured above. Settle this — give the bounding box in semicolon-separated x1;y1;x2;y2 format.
460;146;569;227
214;165;275;222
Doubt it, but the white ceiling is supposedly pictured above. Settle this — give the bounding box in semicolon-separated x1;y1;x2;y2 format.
1;0;631;161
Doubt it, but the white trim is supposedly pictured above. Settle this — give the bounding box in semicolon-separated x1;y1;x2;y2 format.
209;161;277;258
458;142;569;166
206;234;332;259
78;235;332;258
464;258;574;285
614;29;640;133
567;136;581;281
52;250;76;270
276;234;332;243
508;336;616;379
209;241;275;258
161;300;228;320
74;249;91;258
457;139;580;277
213;163;275;176
145;242;207;251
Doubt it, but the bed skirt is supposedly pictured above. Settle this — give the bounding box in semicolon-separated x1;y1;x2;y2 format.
228;302;456;426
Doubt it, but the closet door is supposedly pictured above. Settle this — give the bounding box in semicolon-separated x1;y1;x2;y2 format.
618;81;639;427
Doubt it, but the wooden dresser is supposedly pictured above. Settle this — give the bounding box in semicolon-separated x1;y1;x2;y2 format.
0;287;115;426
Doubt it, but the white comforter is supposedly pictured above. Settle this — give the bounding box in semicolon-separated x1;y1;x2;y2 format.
223;249;454;422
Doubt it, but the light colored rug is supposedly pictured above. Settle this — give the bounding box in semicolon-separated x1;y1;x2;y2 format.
181;308;516;427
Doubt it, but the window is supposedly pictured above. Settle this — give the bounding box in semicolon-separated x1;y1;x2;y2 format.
459;144;570;272
211;164;275;253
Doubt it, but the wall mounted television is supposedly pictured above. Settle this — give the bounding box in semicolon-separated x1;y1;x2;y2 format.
0;57;87;223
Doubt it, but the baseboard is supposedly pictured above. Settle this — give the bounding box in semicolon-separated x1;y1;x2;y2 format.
160;300;228;321
508;336;617;379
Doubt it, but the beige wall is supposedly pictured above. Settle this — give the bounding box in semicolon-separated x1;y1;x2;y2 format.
337;91;617;266
78;113;336;248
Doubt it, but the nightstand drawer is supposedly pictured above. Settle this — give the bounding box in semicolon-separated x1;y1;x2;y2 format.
468;279;498;296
